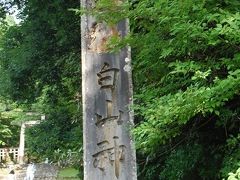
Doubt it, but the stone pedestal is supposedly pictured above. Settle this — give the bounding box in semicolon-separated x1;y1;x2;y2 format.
81;1;137;180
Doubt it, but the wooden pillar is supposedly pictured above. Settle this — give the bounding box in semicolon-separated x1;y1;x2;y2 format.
18;123;25;164
81;1;137;180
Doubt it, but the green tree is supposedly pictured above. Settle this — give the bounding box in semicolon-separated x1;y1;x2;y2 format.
0;0;82;172
122;0;240;179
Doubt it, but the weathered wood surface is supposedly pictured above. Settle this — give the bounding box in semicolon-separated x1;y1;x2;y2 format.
81;1;137;180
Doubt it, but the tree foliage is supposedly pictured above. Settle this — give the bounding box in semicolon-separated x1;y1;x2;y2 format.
0;0;82;172
125;0;240;179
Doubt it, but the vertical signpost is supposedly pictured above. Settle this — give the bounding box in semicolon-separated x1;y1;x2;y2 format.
81;0;137;180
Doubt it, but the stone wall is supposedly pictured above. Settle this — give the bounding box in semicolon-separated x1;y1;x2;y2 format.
15;164;58;180
1;164;81;180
